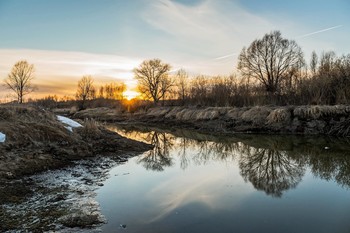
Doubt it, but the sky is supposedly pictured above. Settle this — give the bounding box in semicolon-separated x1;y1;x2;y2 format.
0;0;349;100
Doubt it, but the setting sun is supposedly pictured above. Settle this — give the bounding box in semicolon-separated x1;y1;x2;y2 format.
123;90;139;100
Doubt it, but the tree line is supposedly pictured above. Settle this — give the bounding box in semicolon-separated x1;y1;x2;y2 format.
134;31;350;106
2;30;350;107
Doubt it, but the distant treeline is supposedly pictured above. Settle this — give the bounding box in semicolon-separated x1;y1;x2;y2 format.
29;49;350;110
171;50;350;107
7;31;350;109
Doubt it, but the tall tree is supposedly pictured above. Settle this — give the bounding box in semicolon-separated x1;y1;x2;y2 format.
134;59;172;104
175;69;189;104
4;60;36;103
310;51;318;76
76;75;96;109
238;31;304;97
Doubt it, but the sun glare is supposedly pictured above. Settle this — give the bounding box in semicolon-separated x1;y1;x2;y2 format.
123;90;139;100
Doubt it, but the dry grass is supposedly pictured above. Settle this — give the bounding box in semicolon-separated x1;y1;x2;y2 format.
164;107;184;119
78;118;102;139
146;107;171;117
226;108;248;120
294;105;350;119
0;104;73;144
267;108;291;124
241;106;272;125
0;105;56;123
176;109;195;121
194;108;220;120
73;107;120;120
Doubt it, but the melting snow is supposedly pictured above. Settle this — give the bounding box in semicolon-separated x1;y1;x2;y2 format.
57;115;82;132
0;132;5;143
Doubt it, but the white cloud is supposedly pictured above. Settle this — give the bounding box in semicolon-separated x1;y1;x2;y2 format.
142;0;275;75
142;0;348;75
0;49;142;99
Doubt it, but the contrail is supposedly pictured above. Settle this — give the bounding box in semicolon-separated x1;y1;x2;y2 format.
296;25;343;39
214;53;237;60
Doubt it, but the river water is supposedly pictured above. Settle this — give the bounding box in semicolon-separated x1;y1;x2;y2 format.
97;126;350;233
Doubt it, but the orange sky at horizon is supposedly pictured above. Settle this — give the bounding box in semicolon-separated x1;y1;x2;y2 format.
0;49;141;102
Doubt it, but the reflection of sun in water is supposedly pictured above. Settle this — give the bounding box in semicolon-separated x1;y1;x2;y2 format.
123;90;139;100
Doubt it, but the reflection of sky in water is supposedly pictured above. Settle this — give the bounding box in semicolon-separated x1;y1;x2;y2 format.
97;128;350;233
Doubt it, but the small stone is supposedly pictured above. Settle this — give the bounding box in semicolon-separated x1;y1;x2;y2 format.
120;224;127;229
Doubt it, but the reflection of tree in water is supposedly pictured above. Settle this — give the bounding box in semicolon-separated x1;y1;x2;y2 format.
308;152;350;188
239;146;305;197
192;140;238;165
111;125;350;194
137;132;174;171
178;137;191;170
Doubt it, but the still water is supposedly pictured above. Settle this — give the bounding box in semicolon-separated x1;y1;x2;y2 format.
97;126;350;233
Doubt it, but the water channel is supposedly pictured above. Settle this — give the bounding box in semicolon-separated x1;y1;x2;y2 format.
96;125;350;233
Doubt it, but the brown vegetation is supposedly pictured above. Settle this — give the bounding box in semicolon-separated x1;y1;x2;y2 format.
71;105;350;137
0;105;152;179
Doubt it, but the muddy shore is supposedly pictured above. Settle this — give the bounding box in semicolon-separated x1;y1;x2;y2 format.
0;105;152;180
0;105;152;231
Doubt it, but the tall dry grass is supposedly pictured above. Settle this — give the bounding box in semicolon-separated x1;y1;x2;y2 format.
241;106;271;125
267;108;291;124
0;104;73;143
294;105;350;119
78;118;102;139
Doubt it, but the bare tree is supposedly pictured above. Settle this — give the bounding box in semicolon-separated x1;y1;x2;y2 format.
310;51;318;76
134;59;172;104
4;60;36;103
76;75;96;109
103;82;126;100
175;69;189;104
238;31;304;98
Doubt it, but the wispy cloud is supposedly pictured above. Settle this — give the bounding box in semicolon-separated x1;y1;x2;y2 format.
214;53;238;61
296;25;343;39
142;0;274;75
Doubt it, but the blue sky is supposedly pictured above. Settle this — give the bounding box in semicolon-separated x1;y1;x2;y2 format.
0;0;349;98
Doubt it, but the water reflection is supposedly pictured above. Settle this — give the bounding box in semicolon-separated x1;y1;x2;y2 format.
110;125;350;197
307;149;350;188
178;137;190;170
137;132;174;171
239;147;305;197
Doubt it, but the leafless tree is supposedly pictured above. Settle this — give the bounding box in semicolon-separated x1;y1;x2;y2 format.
4;60;36;103
134;59;172;104
175;69;189;104
101;82;126;100
76;75;96;109
310;51;318;76
238;31;304;98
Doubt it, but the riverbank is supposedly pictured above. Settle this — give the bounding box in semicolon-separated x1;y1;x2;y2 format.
0;105;152;180
71;105;350;136
0;105;153;231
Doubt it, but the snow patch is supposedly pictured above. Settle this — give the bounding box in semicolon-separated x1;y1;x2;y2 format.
65;126;73;132
0;132;5;143
57;115;82;132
